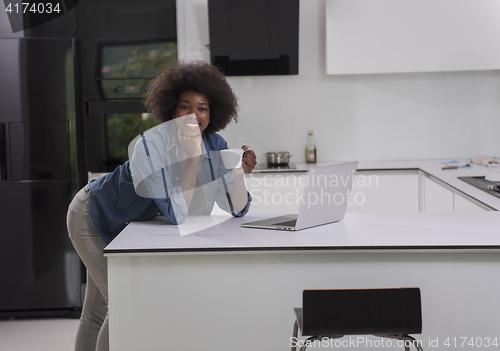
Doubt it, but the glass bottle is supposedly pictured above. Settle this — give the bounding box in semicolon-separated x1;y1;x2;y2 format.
305;130;317;163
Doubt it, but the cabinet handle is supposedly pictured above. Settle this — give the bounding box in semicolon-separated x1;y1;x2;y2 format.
0;124;6;181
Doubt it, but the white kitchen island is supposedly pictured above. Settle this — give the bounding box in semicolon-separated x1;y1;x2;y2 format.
105;209;500;351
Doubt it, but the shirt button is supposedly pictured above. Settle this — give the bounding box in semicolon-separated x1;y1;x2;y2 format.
126;222;130;225
157;212;161;216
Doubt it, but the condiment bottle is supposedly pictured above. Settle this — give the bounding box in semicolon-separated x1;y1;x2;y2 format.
306;130;317;163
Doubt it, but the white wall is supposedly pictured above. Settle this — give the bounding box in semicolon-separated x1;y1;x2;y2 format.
177;0;500;164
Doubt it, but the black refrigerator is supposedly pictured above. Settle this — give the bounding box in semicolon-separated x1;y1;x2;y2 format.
0;38;84;318
0;0;177;318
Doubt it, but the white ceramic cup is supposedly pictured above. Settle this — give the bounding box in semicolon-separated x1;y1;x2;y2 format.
220;148;244;169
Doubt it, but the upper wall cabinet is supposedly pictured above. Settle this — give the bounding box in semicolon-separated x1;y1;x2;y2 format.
208;0;299;76
326;0;500;75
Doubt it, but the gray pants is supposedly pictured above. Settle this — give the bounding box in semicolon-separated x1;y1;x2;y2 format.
67;187;109;351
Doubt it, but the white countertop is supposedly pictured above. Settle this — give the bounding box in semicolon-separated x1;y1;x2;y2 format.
104;211;500;255
104;159;500;256
253;159;500;211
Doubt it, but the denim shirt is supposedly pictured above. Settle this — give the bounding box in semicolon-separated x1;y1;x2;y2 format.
88;131;252;245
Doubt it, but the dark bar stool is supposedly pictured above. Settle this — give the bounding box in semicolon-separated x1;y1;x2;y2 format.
292;287;423;351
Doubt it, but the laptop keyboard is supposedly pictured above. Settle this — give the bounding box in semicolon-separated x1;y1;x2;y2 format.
272;219;297;227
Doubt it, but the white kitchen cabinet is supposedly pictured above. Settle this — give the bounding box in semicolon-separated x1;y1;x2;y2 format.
212;169;490;216
421;174;454;212
421;173;489;212
453;193;486;212
347;170;419;213
326;0;500;75
242;170;419;215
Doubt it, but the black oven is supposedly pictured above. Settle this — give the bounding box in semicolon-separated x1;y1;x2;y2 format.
77;0;177;174
85;40;177;172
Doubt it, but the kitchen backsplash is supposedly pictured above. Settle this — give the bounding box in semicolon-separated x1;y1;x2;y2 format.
219;70;500;164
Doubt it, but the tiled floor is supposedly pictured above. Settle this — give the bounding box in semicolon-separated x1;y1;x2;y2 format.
0;318;79;351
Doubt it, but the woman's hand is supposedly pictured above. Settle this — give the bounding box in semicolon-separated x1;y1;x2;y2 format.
241;145;257;173
177;128;202;160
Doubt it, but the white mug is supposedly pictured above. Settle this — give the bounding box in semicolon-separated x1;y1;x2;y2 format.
220;148;244;169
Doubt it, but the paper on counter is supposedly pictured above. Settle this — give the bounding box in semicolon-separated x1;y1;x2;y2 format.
440;160;471;168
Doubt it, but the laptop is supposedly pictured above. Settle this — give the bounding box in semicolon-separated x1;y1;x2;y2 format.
241;161;358;231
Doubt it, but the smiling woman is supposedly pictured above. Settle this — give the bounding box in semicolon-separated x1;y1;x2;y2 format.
66;61;257;351
143;61;239;134
174;90;211;134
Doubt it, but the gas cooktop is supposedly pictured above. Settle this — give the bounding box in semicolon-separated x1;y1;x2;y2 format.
458;176;500;199
253;163;297;170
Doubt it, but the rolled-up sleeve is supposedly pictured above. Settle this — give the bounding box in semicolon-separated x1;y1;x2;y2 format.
214;163;252;218
130;135;189;224
233;191;252;217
